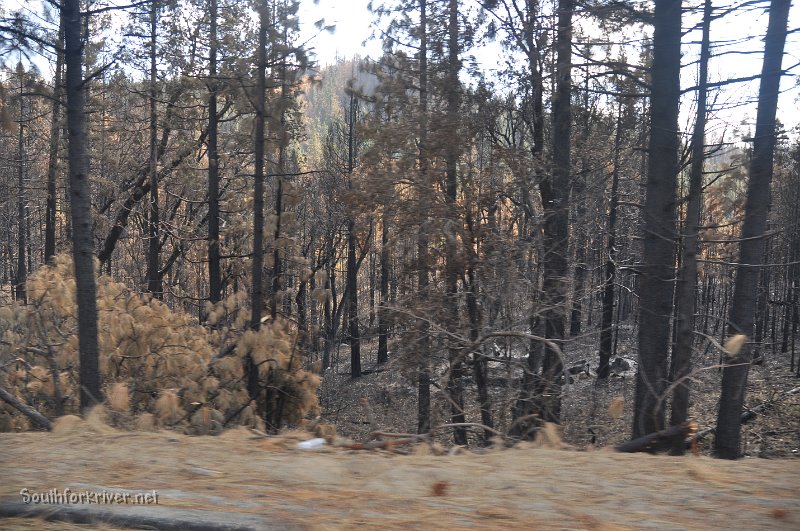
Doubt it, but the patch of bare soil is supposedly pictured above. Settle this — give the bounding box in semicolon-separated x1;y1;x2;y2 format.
2;425;799;530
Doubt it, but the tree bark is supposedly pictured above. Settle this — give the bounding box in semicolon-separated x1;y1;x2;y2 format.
269;22;288;321
467;250;493;443
15;63;27;303
45;14;65;265
416;0;431;436
515;1;546;430
715;0;791;459
248;0;268;401
535;0;573;422
377;204;390;364
147;0;161;298
632;0;681;439
64;0;102;413
347;219;361;377
669;0;712;455
598;107;622;380
0;386;52;430
615;422;692;454
569;56;592;338
444;0;466;445
346;90;361;378
207;0;222;305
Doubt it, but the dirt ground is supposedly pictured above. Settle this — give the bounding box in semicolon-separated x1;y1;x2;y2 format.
2;424;799;530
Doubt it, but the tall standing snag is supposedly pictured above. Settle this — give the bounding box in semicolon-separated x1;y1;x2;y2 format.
416;0;431;435
146;0;161;298
45;13;65;265
535;0;575;422
207;0;221;305
64;0;102;413
669;0;712;455
632;0;682;439
714;0;791;459
248;0;269;404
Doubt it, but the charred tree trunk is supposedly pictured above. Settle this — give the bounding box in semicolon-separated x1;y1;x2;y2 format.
269;24;288;321
207;0;222;305
64;0;102;413
669;0;712;455
598;107;622;380
248;0;268;400
377;204;390;364
753;236;772;360
466;233;493;443
346;90;361;378
444;0;466;445
15;64;26;303
146;0;161;298
715;0;790;459
536;0;573;422
416;0;431;435
45;15;65;265
570;60;591;338
632;0;682;439
347;219;361;377
510;0;547;436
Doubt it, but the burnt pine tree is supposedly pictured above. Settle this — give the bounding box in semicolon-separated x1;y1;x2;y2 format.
715;0;791;460
632;0;681;439
64;0;102;413
45;12;64;265
377;197;391;364
14;61;27;303
207;0;222;305
598;105;623;380
669;0;712;455
248;0;269;400
536;0;575;422
370;0;434;433
486;0;548;435
146;0;161;298
443;0;467;446
346;87;361;378
417;0;432;435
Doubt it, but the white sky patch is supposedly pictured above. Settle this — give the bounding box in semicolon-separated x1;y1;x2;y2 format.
298;0;800;134
298;0;382;66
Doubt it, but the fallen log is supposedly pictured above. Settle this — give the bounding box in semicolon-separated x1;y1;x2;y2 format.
0;386;52;431
436;422;503;437
615;421;695;453
367;431;426;439
343;437;422;451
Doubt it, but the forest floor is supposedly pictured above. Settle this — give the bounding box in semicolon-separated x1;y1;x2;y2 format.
2;423;800;530
319;327;800;457
2;330;799;529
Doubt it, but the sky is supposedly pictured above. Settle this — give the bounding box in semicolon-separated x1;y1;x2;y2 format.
3;0;798;134
297;0;382;64
297;0;800;136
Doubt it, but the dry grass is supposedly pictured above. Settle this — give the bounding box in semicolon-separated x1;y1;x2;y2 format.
1;424;799;530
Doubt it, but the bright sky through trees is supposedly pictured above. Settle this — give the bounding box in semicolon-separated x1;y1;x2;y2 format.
298;0;800;133
2;0;798;132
